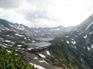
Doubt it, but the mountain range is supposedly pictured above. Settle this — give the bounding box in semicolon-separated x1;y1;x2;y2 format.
0;15;93;69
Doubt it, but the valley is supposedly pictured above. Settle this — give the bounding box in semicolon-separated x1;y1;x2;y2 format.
0;15;93;69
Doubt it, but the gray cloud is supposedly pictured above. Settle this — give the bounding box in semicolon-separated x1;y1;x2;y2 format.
0;0;60;27
0;0;21;9
23;11;49;22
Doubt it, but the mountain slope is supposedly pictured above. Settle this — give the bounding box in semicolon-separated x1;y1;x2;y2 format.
47;15;93;69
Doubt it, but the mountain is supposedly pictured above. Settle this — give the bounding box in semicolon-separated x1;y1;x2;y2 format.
47;15;93;69
0;15;93;69
0;19;34;47
77;15;93;32
0;19;32;37
0;19;64;69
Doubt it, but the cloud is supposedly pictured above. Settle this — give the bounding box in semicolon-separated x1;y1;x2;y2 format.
0;0;51;27
0;0;22;9
0;0;93;27
0;8;30;26
15;0;49;22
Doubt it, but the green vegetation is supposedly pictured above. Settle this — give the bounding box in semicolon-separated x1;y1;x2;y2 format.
0;46;36;69
49;37;85;69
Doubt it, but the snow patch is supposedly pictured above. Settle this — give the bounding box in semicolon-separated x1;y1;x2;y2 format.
30;63;46;69
71;40;76;45
3;45;7;48
83;35;87;39
24;37;27;39
27;48;33;51
5;40;11;43
86;22;93;30
15;54;18;56
87;47;91;51
46;51;51;55
39;53;46;58
91;44;93;48
66;41;69;44
7;50;11;53
71;39;74;40
39;60;48;64
15;33;24;37
32;40;36;43
17;45;22;47
34;57;38;60
18;48;22;50
6;35;10;36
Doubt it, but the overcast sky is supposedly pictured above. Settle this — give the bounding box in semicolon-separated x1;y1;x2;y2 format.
0;0;93;27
